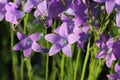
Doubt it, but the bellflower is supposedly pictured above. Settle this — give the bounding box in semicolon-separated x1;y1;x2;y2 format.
45;22;80;57
13;32;45;58
113;38;120;58
34;0;52;27
65;2;87;25
73;24;89;51
96;35;116;68
107;63;120;79
23;0;40;13
55;13;85;35
94;0;120;14
60;14;76;34
0;0;7;21
5;2;24;25
48;1;66;18
34;0;48;18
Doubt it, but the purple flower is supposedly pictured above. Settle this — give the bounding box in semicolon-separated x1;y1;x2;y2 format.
116;11;120;27
48;1;66;18
0;0;7;21
5;2;24;25
107;63;120;80
96;35;116;68
45;22;80;57
94;0;120;14
34;0;48;18
60;14;76;34
13;32;44;58
113;38;120;58
73;24;89;51
34;0;52;27
23;0;40;13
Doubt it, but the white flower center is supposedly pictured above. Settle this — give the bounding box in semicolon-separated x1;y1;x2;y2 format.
107;48;113;54
26;38;32;46
59;38;68;46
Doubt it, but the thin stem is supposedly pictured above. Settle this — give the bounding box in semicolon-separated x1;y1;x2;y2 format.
60;54;65;80
74;48;81;80
26;58;32;80
11;25;18;80
20;55;24;80
80;39;90;80
46;54;49;80
24;14;29;33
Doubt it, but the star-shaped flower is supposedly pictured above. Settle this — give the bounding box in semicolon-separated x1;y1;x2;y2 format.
0;0;7;21
13;32;45;58
96;35;116;68
94;0;120;14
5;2;24;25
107;63;120;80
45;22;80;57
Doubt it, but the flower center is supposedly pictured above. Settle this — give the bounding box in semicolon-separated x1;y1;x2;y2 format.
59;38;68;46
26;38;32;46
107;48;113;54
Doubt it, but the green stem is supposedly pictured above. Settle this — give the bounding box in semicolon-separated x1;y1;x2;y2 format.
80;39;90;80
20;55;24;80
74;48;81;80
60;54;65;80
26;59;32;80
46;54;49;80
11;25;18;80
24;14;29;33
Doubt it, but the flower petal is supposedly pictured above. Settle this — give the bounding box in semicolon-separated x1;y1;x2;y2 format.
49;43;62;56
116;12;120;27
37;0;48;17
32;42;41;52
45;33;61;43
17;32;27;40
14;9;24;20
24;0;39;13
59;22;68;37
48;1;66;18
13;42;23;50
29;33;41;41
106;54;116;68
93;0;105;3
68;34;80;44
115;63;120;72
105;0;115;14
0;12;4;21
62;44;72;57
23;48;32;58
115;0;120;5
96;49;106;58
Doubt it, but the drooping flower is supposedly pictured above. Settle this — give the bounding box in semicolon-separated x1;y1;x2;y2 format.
5;2;24;25
96;35;116;68
94;0;120;14
23;0;40;13
13;32;46;58
45;22;80;57
34;0;52;27
107;63;120;79
34;0;48;18
0;0;7;21
73;24;89;51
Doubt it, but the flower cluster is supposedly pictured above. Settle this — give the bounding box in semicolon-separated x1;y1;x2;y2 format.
1;0;120;79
